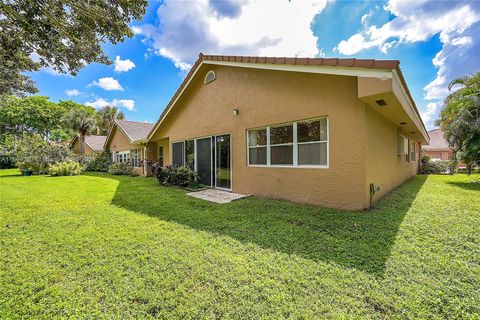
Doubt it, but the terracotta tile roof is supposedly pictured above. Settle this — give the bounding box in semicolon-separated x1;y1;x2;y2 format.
147;53;426;140
85;135;107;152
115;119;154;142
201;54;400;69
423;128;451;151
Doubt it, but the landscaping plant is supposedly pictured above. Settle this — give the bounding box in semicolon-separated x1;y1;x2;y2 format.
152;163;198;187
48;161;81;176
108;162;134;176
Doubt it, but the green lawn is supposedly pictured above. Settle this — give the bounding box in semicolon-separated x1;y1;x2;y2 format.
0;169;479;319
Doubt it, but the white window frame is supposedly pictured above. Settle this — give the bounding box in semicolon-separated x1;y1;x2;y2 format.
116;151;130;163
130;149;141;167
247;116;329;169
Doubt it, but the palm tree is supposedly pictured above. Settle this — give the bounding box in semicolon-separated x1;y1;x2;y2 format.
97;106;124;135
61;101;97;155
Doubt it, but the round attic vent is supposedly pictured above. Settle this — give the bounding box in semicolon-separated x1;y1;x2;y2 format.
204;70;216;84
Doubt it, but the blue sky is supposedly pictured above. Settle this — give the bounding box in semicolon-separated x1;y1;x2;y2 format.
29;0;480;129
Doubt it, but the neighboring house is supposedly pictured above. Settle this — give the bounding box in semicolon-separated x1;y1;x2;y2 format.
144;54;429;210
422;128;454;161
104;119;154;176
70;135;107;155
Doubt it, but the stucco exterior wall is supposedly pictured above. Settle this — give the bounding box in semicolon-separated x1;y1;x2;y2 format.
106;126;143;175
150;65;368;209
422;150;452;161
365;105;419;206
71;139;94;155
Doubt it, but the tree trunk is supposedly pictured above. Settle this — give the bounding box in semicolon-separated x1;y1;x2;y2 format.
467;162;473;175
80;132;86;155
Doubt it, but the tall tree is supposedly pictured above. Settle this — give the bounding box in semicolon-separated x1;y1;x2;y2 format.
96;106;125;135
0;0;147;96
0;95;68;140
436;73;480;174
61;101;97;155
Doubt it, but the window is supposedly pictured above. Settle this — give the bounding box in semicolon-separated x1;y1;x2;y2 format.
247;117;328;168
248;128;267;165
204;70;216;84
185;140;195;169
158;146;164;167
116;151;129;163
297;118;327;166
410;141;416;162
172;142;184;167
404;137;409;163
131;149;141;167
270;124;293;165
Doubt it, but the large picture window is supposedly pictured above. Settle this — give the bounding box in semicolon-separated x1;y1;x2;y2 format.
116;151;129;163
247;117;328;168
185;140;195;169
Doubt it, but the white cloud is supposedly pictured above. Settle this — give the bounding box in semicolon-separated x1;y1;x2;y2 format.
114;56;136;73
65;89;81;96
421;102;440;129
334;1;480;128
133;0;327;71
113;99;136;111
90;77;124;91
335;4;480;56
85;98;136;111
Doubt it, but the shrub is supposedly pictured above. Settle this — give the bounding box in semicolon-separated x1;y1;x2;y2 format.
108;162;134;176
420;155;452;174
152;163;198;187
73;152;110;172
48;161;81;176
16;135;72;174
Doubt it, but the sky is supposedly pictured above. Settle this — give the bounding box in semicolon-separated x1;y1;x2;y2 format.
29;0;480;129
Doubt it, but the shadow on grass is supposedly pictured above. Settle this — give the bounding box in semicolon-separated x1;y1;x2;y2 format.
446;181;480;191
105;173;426;276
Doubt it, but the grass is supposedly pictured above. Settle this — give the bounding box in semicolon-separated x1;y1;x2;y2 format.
0;169;479;319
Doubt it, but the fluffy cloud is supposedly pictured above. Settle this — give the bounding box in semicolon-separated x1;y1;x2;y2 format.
114;56;136;73
420;102;441;128
65;89;81;96
90;77;124;91
133;0;327;71
85;98;136;111
335;1;480;129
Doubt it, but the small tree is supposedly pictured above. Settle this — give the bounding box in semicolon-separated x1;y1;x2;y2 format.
62;101;97;155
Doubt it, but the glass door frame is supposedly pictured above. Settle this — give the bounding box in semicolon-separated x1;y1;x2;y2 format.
193;133;232;191
214;133;232;191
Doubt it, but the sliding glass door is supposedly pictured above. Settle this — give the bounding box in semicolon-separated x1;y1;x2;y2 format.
196;137;212;186
215;135;231;189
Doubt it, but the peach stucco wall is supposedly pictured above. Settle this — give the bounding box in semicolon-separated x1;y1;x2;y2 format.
106;126;144;175
423;150;452;161
365;105;420;206
151;65;368;209
71;139;94;155
149;64;421;209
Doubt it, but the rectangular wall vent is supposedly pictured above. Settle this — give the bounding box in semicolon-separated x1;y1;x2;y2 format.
375;99;387;107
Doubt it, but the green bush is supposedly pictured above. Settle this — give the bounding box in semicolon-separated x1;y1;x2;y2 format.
48;161;81;176
108;162;134;176
16;135;72;174
73;152;110;172
420;155;453;174
153;164;198;187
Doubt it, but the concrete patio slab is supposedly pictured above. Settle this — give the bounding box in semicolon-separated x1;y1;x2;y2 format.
187;189;250;204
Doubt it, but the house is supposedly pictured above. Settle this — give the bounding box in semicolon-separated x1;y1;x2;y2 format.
104;119;154;175
422;128;454;161
144;54;429;210
70;135;107;155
